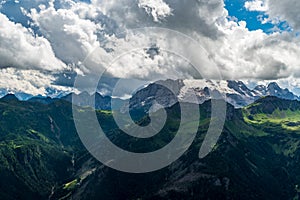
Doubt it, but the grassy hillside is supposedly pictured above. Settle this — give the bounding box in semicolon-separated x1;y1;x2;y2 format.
243;97;300;131
1;97;300;199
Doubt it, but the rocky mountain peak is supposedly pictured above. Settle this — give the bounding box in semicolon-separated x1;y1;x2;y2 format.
1;94;19;101
130;79;300;110
267;82;281;91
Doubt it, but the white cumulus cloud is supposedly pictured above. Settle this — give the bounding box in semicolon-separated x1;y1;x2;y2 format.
0;68;75;96
0;13;66;71
245;0;300;31
0;0;300;95
138;0;172;22
244;0;268;12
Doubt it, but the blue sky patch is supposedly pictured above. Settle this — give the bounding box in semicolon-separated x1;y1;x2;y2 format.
224;0;291;33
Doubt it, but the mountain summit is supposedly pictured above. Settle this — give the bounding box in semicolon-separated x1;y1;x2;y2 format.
1;94;19;101
130;79;299;110
0;80;298;111
253;82;297;100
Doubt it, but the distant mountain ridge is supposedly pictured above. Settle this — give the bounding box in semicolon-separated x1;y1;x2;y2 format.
1;94;19;101
61;92;124;110
1;92;125;111
1;80;299;110
129;79;299;111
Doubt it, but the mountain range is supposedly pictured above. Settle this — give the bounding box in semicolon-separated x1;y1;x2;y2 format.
129;79;299;112
1;95;300;199
2;80;298;112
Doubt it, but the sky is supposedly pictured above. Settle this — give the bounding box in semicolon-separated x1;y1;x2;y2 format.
0;0;300;96
225;0;289;33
